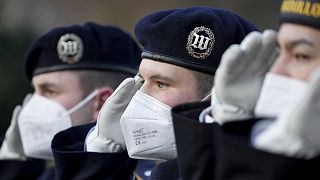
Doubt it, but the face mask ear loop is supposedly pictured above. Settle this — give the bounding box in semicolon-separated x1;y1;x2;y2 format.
201;92;212;102
67;90;99;115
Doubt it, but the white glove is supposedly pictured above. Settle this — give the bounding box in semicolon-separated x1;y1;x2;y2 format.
86;75;144;153
254;68;320;159
0;94;32;160
213;30;278;124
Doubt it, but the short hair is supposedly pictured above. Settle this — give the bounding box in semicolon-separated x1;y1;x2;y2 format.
73;70;131;95
191;70;214;99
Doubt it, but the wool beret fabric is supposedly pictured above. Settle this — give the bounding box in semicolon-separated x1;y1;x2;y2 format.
280;0;320;29
24;22;141;80
135;6;258;75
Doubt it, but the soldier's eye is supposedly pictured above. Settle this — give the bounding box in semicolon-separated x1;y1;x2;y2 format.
295;53;311;62
157;81;168;89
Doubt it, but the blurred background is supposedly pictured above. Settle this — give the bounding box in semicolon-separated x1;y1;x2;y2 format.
0;0;281;135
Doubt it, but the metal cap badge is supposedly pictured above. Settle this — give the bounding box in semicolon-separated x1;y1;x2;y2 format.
186;26;215;59
57;33;83;64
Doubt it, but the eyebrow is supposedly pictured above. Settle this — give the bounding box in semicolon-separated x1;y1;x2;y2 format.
149;74;176;84
37;82;57;90
286;38;315;50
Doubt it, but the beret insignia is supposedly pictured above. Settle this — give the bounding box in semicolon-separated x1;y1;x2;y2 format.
57;33;83;64
186;26;215;59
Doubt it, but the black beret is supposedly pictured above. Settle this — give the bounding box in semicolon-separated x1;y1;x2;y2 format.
280;0;320;29
135;6;258;75
24;22;142;80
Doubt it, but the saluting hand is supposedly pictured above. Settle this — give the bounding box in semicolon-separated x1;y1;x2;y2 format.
86;75;144;153
254;68;320;159
0;94;32;160
213;30;278;124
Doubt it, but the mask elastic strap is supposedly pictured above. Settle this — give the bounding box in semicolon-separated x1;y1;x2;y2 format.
67;90;99;115
201;93;212;102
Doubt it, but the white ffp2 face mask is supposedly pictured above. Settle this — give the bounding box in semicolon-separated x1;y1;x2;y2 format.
254;73;308;118
120;90;176;161
18;91;98;160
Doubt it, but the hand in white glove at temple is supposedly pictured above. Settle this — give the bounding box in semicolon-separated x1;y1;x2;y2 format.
86;75;144;153
213;30;278;124
254;68;320;159
0;94;32;160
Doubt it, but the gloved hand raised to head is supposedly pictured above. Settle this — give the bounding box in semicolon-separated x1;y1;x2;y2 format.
85;75;144;153
253;68;320;159
0;94;32;160
213;30;278;124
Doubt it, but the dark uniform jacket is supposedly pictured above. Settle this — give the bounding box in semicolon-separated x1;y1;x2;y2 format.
52;123;163;180
172;101;320;180
0;158;45;180
52;123;137;180
0;137;46;180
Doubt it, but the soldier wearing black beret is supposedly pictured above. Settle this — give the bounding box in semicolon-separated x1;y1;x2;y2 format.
0;22;152;179
62;6;259;180
171;0;320;180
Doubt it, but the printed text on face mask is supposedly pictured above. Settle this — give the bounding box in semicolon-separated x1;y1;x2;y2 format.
132;128;158;146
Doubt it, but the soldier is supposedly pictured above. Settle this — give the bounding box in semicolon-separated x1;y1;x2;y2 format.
173;0;320;179
0;22;150;179
51;6;257;179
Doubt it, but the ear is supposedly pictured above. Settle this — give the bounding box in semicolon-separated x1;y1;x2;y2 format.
92;87;114;121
